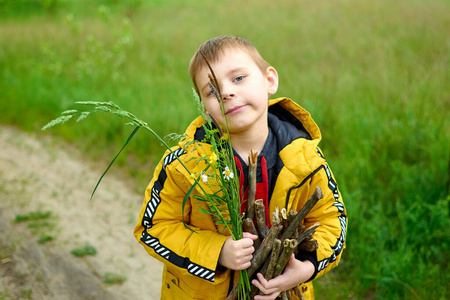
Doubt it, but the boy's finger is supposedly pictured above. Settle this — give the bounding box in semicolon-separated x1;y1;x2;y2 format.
238;237;257;249
241;261;252;270
240;245;255;256
252;279;279;299
256;272;267;283
242;231;258;240
243;253;253;263
255;273;282;291
252;273;270;291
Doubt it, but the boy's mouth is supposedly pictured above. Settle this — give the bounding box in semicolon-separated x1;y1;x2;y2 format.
226;105;246;115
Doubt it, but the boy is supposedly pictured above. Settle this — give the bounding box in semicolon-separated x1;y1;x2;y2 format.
134;35;346;300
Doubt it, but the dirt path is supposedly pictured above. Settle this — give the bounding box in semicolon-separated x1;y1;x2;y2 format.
0;125;163;299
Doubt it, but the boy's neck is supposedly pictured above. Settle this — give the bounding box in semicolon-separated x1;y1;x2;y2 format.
230;126;269;164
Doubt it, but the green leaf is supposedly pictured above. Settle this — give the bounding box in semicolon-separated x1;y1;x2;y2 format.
182;178;200;233
90;126;139;201
192;194;208;202
198;207;212;215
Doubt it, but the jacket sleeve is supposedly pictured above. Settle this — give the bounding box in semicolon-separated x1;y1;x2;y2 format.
133;148;229;283
295;155;347;281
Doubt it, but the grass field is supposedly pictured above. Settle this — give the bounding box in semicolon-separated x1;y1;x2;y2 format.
1;0;449;299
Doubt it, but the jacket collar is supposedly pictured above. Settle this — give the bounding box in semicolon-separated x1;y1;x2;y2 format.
179;97;324;179
183;97;321;145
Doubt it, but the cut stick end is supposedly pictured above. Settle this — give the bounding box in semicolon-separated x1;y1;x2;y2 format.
249;149;258;164
314;186;324;200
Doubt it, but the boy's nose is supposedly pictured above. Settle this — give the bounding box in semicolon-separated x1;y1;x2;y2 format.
220;81;235;100
222;93;235;101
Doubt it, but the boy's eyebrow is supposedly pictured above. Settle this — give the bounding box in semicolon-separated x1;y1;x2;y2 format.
227;66;248;76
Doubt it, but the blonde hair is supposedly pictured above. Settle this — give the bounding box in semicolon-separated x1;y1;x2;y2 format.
189;35;271;96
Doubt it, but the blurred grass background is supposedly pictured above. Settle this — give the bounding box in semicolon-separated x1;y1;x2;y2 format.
1;0;449;299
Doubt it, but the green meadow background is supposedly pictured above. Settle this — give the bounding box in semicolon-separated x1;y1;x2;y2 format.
1;0;449;299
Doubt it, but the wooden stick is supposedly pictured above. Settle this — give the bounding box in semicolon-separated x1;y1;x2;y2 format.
287;209;300;239
281;290;292;300
251;238;282;298
273;207;280;225
296;222;320;244
227;223;283;300
298;239;319;252
273;239;298;278
247;150;258;220
280;208;289;230
242;218;261;250
281;187;323;241
294;223;306;240
288;209;297;224
250;284;259;299
298;223;306;233
230;187;323;300
292;286;306;300
294;223;320;257
281;291;287;300
255;199;269;239
264;238;282;280
254;214;280;276
303;233;314;241
288;210;305;239
226;283;240;300
248;223;283;277
255;239;281;297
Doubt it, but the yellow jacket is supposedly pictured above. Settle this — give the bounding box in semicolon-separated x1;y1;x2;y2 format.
134;97;347;299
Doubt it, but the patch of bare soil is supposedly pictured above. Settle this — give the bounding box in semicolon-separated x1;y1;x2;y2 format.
0;125;163;300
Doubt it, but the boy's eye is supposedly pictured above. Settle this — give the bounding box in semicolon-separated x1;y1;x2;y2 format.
234;76;244;82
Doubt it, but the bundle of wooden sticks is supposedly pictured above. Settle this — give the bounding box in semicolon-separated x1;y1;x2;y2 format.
227;151;323;300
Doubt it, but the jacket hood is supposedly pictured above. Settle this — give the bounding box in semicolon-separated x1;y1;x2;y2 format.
268;97;324;173
268;97;321;142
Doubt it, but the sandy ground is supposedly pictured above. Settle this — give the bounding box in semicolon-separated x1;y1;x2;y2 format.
0;125;163;299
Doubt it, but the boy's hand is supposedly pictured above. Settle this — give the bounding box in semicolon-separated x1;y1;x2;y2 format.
251;254;314;300
218;232;258;270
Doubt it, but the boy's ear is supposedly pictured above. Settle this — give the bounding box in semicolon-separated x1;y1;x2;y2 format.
266;66;279;96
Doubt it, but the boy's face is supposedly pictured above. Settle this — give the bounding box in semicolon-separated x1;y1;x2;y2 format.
196;48;278;135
